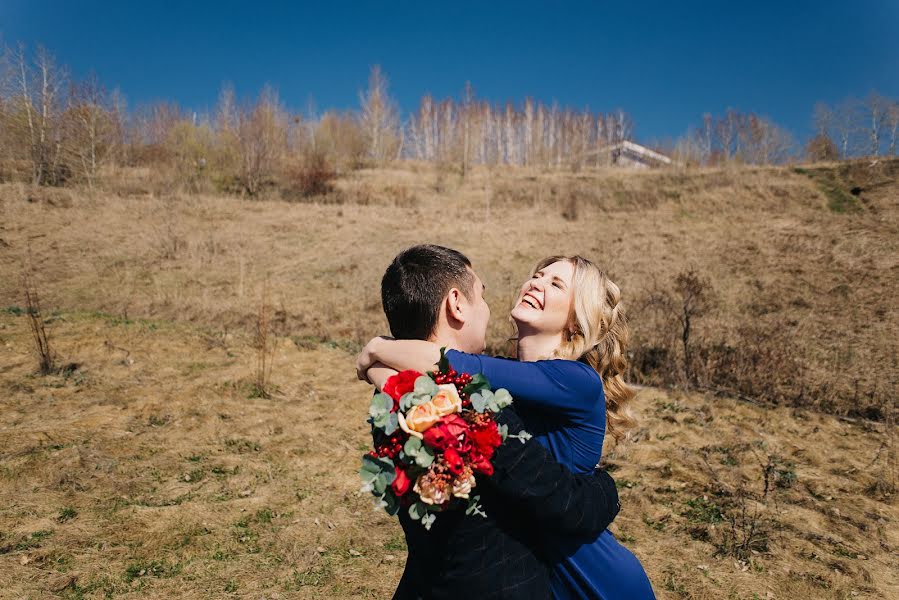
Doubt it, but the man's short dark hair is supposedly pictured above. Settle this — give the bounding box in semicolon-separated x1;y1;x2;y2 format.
381;244;475;340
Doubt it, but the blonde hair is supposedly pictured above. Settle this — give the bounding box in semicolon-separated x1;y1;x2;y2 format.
533;255;637;444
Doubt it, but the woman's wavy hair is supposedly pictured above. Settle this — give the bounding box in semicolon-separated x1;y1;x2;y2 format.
534;255;637;444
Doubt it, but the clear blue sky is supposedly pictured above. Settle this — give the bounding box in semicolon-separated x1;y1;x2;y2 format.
2;0;897;143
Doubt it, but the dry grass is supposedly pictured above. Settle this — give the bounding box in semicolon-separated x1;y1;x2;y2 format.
0;313;895;598
0;160;897;598
1;159;895;416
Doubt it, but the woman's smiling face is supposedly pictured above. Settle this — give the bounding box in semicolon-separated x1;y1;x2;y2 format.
511;260;575;335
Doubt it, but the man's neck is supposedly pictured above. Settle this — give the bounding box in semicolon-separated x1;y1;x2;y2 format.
428;329;463;353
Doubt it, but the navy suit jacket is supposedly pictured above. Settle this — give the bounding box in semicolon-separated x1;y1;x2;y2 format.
392;406;620;600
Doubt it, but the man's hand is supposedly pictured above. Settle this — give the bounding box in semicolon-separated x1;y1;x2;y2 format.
355;336;394;382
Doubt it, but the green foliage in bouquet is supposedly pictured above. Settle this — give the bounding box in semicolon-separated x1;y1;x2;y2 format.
369;393;398;434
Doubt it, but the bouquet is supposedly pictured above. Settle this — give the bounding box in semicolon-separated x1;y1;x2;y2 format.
360;350;524;529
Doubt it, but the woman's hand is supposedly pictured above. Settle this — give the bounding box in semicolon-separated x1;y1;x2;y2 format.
356;336;393;382
357;337;444;380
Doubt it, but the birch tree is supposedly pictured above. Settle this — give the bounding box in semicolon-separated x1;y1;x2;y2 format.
358;65;399;165
63;73;123;190
864;92;888;156
887;101;899;157
8;45;67;185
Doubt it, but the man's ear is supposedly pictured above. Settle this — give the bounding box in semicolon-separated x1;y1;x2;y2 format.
445;287;467;328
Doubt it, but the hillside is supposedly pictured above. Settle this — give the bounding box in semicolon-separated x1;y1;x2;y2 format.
0;311;895;598
1;159;896;417
0;159;897;598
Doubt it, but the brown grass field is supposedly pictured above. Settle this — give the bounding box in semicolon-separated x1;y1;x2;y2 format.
0;160;897;598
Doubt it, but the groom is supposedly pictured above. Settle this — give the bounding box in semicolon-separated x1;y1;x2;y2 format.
365;244;621;600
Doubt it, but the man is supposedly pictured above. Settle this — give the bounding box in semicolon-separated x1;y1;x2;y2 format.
361;244;620;599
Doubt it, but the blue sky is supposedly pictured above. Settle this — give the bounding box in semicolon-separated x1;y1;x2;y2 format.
2;0;897;143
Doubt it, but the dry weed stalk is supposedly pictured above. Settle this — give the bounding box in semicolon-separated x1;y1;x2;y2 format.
22;269;55;374
252;282;274;398
673;268;712;386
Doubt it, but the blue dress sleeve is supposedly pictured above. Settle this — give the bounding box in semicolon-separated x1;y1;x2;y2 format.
445;349;603;420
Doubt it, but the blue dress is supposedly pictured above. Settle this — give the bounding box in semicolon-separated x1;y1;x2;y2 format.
447;350;656;600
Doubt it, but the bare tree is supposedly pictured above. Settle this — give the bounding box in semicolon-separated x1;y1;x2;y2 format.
699;113;713;164
810;102;839;161
63;73;123;190
737;114;795;165
237;85;288;196
716;109;739;162
0;47;13;177
461;82;475;174
7;45;68;185
313;110;366;168
833;98;861;158
358;65;399;165
864;92;889;156
887;101;899;157
812;102;833;138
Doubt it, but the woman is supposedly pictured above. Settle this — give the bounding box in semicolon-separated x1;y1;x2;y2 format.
357;255;655;599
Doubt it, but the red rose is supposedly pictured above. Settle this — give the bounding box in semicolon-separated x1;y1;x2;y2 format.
422;414;471;450
391;466;412;497
422;423;453;450
443;447;465;476
441;414;470;439
469;421;502;459
383;370;423;407
468;451;494;476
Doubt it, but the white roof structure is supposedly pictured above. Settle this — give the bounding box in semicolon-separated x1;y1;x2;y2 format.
608;140;673;168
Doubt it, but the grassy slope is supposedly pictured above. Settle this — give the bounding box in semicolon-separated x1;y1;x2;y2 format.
1;160;895;416
0;312;895;599
0;160;896;598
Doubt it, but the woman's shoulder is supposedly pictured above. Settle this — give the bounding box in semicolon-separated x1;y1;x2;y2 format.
539;358;604;394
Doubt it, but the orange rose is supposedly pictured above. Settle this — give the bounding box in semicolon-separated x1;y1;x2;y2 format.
399;384;463;435
430;384;463;415
401;402;442;435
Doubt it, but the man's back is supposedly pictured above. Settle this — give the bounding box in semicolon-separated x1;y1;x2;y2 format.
395;483;548;599
390;407;619;600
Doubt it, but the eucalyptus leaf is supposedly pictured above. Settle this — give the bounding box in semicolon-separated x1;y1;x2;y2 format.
465;495;488;518
383;412;399;435
382;492;400;516
402;436;434;468
372;475;388;495
399;392;417;412
414;445;434;468
493;388;513;409
408;501;428;521
373;469;396;495
361;454;389;474
470;392;488;413
360;455;394;487
413;375;438;396
359;467;378;485
404;437;423;455
410;393;432;407
372;412;388;429
369;393;393;418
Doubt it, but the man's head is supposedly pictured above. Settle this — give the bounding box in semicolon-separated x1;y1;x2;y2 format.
381;244;490;352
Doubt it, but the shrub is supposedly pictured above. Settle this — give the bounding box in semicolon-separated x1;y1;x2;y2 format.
284;152;336;200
